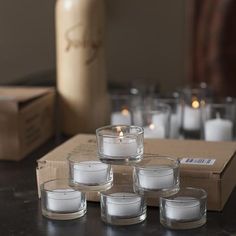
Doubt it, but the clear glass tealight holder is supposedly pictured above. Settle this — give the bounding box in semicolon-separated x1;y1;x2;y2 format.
68;155;113;192
96;125;144;165
202;103;234;141
100;184;146;225
160;187;207;230
133;156;180;197
142;103;171;139
41;179;87;220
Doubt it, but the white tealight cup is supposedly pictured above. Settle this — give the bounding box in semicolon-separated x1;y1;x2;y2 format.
47;189;81;212
143;124;166;139
138;166;174;190
165;197;200;220
102;136;138;157
183;105;201;131
107;193;141;217
73;161;109;184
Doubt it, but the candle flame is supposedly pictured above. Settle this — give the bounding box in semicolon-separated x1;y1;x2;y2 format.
192;100;200;109
149;123;155;130
119;131;124;137
121;108;129;116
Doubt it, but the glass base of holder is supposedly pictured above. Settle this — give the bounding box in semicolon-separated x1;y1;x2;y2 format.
182;129;201;140
42;208;87;220
69;181;113;192
99;155;143;165
102;212;147;226
160;216;206;230
134;186;180;198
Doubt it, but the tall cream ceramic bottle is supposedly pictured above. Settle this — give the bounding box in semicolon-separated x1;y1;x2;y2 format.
55;0;109;135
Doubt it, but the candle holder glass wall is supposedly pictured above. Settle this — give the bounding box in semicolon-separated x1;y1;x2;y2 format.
202;103;234;141
100;184;146;225
133;156;180;197
160;187;207;230
151;97;182;139
41;179;87;220
68;155;113;192
142;103;171;139
96;125;144;165
110;94;132;125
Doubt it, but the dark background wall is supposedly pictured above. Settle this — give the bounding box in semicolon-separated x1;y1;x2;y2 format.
0;0;186;93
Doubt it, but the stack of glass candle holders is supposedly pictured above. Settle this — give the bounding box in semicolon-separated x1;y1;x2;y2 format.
40;125;207;230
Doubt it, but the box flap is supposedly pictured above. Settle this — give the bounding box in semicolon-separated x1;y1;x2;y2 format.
144;139;236;175
0;86;54;103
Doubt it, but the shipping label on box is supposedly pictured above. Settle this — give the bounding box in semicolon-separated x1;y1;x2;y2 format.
36;134;236;211
0;86;55;161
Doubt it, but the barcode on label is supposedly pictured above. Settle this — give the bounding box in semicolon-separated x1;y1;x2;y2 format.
181;158;216;166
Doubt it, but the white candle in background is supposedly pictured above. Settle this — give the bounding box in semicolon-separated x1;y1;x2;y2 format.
47;189;81;212
138;166;174;189
132;110;143;126
204;118;233;141
144;123;165;139
183;101;201;131
73;161;109;184
111;109;131;125
107;193;141;217
170;114;180;139
165;197;200;220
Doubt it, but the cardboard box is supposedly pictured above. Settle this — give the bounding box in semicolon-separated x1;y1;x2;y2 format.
0;86;55;161
36;134;236;211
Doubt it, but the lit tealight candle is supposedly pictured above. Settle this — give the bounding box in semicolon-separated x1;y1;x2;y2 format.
73;161;110;184
111;109;131;125
47;189;82;212
183;100;201;131
103;128;138;157
107;193;142;217
138;166;174;190
143;123;165;139
165;197;200;220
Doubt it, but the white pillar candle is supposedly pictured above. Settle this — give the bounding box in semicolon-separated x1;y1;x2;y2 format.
183;105;201;131
204;118;233;141
165;197;200;220
144;123;165;139
111;109;131;125
107;193;141;217
47;189;81;212
170;114;180;139
103;136;138;157
73;161;109;184
138;166;174;189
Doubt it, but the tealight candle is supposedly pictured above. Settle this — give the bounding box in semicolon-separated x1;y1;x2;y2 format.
204;117;233;141
160;187;207;230
165;197;200;220
111;109;131;125
96;125;144;164
138;166;174;189
73;161;109;184
143;123;165;139
106;193;142;217
47;189;82;212
183;104;201;131
103;136;138;157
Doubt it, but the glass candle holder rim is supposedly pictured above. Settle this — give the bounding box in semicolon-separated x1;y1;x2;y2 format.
41;178;77;194
67;157;110;171
100;184;138;196
208;102;233;108
96;125;144;137
160;187;207;202
134;155;180;169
